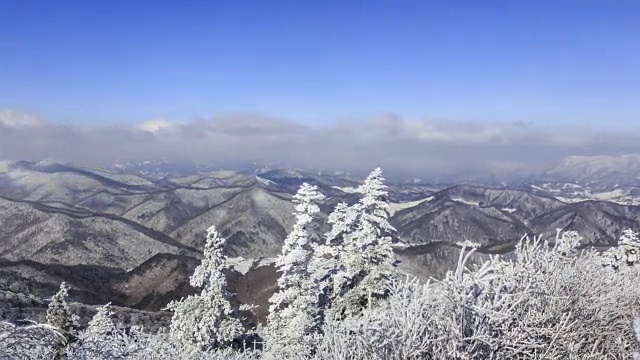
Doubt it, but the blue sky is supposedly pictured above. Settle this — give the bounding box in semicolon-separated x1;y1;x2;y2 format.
1;0;639;126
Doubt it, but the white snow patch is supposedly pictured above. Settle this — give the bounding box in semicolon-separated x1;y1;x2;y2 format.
451;198;481;206
555;196;585;204
554;188;640;206
388;197;433;216
501;208;517;213
255;176;277;187
228;257;277;275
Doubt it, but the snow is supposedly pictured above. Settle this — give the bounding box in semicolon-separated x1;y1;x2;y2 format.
452;198;481;206
255;176;277;187
456;240;481;248
388;197;433;216
168;227;245;351
267;183;325;357
86;303;115;335
330;168;396;317
227;256;277;275
554;188;640;206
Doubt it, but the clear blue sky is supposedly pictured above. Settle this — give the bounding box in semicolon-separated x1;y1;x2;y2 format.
0;0;639;125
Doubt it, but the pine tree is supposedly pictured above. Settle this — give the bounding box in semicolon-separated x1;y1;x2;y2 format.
46;282;79;341
604;229;640;269
330;167;397;317
308;201;359;323
553;229;583;258
266;183;325;357
310;201;360;287
167;226;244;352
86;303;115;336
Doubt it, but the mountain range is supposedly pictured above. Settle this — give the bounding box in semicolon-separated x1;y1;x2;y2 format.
1;154;640;325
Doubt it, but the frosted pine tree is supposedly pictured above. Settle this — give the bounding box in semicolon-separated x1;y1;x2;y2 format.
332;167;397;317
308;201;359;322
167;226;244;352
324;202;359;246
86;303;115;336
604;229;640;269
266;183;325;357
46;282;79;341
309;203;355;287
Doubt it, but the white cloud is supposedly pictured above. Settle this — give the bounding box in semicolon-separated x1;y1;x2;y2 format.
0;109;638;178
0;109;46;128
136;118;177;132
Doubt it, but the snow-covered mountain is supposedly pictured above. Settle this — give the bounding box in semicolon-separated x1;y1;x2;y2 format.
3;156;640;325
545;154;640;189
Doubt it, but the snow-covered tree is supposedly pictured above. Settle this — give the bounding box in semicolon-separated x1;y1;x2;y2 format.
86;303;115;336
266;183;325;357
356;168;396;236
604;229;640;269
330;167;397;317
46;282;79;341
553;229;583;258
309;201;358;306
324;202;359;246
167;226;245;352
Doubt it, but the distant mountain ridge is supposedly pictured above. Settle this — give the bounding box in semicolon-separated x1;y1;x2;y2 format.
545;154;640;189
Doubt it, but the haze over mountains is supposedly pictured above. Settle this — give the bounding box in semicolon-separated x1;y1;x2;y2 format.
3;108;640;182
1;153;640;324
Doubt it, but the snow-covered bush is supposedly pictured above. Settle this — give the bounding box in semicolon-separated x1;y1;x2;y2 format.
0;321;63;358
65;325;262;360
316;276;441;360
266;183;325;357
167;226;246;353
314;233;640;359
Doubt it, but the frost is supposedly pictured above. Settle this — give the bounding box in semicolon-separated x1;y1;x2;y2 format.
167;226;245;352
322;168;397;318
4;168;640;359
86;303;115;336
603;229;640;269
266;183;325;357
46;282;79;341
